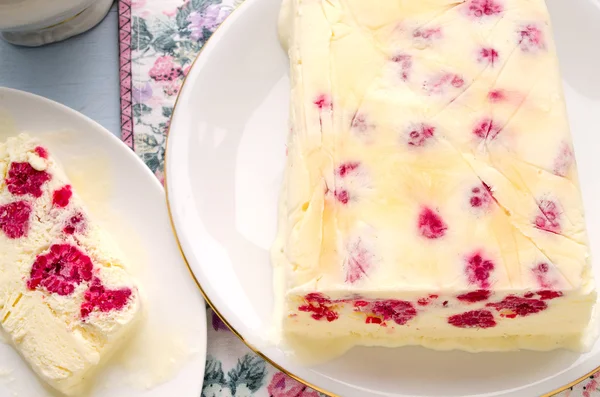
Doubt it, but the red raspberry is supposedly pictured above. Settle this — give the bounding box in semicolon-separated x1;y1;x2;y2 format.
298;293;339;322
366;316;382;324
63;212;86;235
448;309;496;328
53;185;72;208
6;162;51;198
417;294;438;306
457;289;491;303
81;278;133;319
536;290;563;300
487;296;547;318
371;300;417;325
0;201;32;239
27;244;93;296
34;146;48;159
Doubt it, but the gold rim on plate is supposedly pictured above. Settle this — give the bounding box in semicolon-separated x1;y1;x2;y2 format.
162;3;597;396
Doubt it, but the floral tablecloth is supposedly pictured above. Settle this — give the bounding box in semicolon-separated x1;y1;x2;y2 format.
116;0;598;395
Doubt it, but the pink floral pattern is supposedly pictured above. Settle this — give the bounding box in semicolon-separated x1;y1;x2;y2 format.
560;372;600;397
129;0;234;177
268;372;322;397
122;0;599;395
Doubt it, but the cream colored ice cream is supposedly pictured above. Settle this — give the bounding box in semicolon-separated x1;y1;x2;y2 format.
274;0;597;352
0;134;140;395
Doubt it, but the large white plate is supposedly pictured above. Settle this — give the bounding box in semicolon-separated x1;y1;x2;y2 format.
0;87;207;397
165;0;600;396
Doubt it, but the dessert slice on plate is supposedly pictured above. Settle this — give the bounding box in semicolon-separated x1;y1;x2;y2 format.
0;134;141;395
275;0;596;352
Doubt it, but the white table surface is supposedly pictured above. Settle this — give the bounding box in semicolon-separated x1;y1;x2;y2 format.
0;3;120;138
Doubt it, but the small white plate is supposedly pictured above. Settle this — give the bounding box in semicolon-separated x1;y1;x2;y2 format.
166;0;600;396
0;88;207;397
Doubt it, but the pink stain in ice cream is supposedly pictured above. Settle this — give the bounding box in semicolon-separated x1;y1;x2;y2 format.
337;162;360;178
351;113;367;132
534;199;561;234
0;200;32;239
34;146;48;159
413;27;442;41
344;237;373;284
465;252;495;288
27;244;94;296
81;277;133;319
418;207;447;239
488;89;506;102
532;262;554;289
391;54;413;81
52;185;73;208
451;75;465;88
448;309;496;328
334;189;350;204
469;185;492;209
479;48;499;66
553;143;575;177
351;113;376;143
473;118;502;141
6;162;51;198
487;295;547;318
407;124;435;147
465;0;503;18
314;94;332;110
424;73;464;95
518;24;545;52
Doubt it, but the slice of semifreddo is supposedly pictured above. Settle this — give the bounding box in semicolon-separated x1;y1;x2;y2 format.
274;0;597;352
0;134;141;395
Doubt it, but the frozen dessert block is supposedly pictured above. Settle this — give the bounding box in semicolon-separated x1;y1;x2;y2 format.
274;0;596;352
0;134;141;395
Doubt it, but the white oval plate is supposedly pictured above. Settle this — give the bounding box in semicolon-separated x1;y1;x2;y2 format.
166;0;600;396
0;88;207;397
